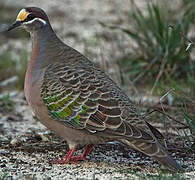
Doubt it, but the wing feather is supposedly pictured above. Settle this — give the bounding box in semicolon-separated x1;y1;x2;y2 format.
41;61;162;141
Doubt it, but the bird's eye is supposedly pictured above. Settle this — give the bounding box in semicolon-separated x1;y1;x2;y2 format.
25;14;36;21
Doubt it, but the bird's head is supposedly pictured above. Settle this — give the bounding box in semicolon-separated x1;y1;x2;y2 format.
7;7;50;32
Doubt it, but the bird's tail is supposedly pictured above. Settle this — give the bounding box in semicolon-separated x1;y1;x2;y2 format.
120;139;183;172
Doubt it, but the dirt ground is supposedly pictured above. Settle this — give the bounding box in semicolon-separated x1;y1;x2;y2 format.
0;0;194;179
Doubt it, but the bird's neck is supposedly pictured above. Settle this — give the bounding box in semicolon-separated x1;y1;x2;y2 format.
30;25;66;68
26;25;69;87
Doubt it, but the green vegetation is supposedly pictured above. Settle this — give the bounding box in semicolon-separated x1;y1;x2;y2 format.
0;93;15;112
15;51;28;90
183;112;195;150
119;1;194;91
0;6;29;91
0;51;16;81
0;49;28;90
100;1;195;100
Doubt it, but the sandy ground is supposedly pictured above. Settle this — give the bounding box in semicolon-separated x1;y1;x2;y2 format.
0;0;195;179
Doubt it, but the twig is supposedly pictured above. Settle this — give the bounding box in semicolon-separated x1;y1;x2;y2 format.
159;88;175;102
142;89;189;127
148;103;178;111
172;91;195;104
160;89;189;127
150;51;168;95
148;109;189;128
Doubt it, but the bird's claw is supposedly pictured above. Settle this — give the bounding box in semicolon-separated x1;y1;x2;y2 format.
51;156;86;164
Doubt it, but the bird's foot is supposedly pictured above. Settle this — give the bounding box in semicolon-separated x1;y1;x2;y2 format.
52;155;86;164
51;144;94;164
52;158;69;164
69;155;86;162
52;148;76;164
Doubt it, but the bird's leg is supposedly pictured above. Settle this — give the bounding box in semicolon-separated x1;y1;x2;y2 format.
52;148;76;164
69;144;94;162
52;144;94;164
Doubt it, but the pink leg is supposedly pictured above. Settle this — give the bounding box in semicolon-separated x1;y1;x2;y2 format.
52;144;94;164
82;144;94;157
52;148;75;164
70;144;94;161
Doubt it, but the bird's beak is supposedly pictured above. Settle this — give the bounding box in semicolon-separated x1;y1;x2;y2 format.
5;9;30;32
6;21;22;31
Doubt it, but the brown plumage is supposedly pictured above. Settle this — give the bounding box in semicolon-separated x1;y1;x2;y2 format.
6;7;183;172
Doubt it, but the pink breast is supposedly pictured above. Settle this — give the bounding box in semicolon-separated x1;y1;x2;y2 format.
24;42;40;107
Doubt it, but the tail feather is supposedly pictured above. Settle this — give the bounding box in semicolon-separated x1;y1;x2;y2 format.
120;139;183;172
153;154;183;172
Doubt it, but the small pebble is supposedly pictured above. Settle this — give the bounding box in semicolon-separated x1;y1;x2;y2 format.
10;138;21;146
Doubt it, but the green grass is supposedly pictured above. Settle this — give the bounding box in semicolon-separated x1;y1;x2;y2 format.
0;93;15;112
101;1;195;95
182;0;195;23
122;2;193;84
0;7;29;91
155;75;195;98
15;50;28;90
183;112;195;150
0;49;28;90
0;51;16;81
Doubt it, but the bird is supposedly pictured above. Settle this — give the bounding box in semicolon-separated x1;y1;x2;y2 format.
5;7;183;172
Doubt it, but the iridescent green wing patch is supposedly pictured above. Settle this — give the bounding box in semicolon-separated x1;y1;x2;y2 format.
41;62;138;133
40;63;100;129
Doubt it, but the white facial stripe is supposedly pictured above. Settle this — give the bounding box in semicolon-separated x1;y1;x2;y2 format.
23;18;47;25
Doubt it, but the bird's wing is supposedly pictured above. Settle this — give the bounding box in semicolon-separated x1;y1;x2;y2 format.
41;61;184;172
41;60;161;141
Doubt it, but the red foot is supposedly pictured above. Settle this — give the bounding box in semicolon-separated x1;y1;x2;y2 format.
52;144;94;164
70;155;86;162
52;148;75;164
